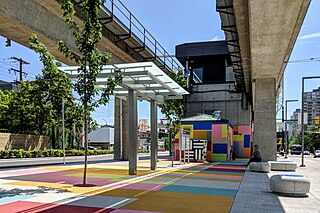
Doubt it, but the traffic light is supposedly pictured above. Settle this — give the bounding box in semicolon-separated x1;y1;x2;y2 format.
5;38;11;47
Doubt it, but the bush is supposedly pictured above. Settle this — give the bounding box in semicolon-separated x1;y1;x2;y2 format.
42;150;49;157
0;149;114;159
15;149;24;158
24;151;32;158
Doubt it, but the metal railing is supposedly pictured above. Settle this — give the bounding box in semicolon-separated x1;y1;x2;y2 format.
101;0;182;72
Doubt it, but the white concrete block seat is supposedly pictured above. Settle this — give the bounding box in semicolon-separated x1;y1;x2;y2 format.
249;162;271;172
269;174;311;196
269;160;297;171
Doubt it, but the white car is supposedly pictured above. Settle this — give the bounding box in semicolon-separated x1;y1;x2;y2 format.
314;150;320;158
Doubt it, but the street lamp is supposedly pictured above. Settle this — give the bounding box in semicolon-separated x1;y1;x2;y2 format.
285;99;298;158
301;76;320;167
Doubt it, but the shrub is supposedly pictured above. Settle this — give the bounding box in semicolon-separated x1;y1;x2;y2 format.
0;149;115;159
24;151;32;158
42;150;49;157
15;149;24;158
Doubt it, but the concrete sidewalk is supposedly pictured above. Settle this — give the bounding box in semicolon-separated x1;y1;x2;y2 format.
0;152;168;169
231;155;320;213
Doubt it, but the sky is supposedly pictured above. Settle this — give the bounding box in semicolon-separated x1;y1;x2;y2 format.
0;0;319;125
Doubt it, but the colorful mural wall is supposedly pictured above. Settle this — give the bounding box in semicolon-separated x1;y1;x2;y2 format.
175;121;233;162
174;120;252;162
233;125;251;158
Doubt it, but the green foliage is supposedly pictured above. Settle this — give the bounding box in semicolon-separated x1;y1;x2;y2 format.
289;125;320;151
58;0;122;112
159;69;187;137
0;149;114;158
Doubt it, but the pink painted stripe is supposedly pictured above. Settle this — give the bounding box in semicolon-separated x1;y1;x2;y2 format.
112;209;161;213
0;201;113;213
0;168;56;176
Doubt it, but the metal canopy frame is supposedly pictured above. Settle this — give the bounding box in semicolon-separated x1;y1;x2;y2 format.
59;62;189;104
59;62;188;175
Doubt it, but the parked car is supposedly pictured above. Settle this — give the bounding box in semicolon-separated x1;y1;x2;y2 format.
303;150;310;155
314;150;320;158
79;146;97;150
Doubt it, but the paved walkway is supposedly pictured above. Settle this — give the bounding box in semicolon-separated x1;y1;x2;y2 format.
231;155;320;213
0;157;247;213
0;155;318;212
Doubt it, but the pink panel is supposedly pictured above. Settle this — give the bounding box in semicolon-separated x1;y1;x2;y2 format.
238;125;251;135
212;124;222;139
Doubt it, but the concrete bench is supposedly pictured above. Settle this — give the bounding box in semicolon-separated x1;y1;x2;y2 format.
249;162;271;173
269;174;310;196
269;161;297;171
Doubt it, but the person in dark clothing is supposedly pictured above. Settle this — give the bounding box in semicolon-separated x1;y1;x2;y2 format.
246;144;262;166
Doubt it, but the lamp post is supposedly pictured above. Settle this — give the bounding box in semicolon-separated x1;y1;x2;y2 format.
285;100;298;158
62;98;66;165
301;76;320;167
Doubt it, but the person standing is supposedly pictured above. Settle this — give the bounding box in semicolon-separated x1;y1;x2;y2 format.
246;144;262;166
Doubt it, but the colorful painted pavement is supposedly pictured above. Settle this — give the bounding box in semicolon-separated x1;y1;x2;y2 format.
0;158;247;213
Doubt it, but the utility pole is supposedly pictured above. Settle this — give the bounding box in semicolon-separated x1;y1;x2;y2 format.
10;57;29;82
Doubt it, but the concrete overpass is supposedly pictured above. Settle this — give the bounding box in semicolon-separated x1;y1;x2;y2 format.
0;0;182;165
0;0;311;162
217;0;311;160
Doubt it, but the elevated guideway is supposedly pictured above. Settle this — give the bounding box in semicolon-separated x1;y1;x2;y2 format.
217;0;310;160
0;0;181;73
0;0;183;165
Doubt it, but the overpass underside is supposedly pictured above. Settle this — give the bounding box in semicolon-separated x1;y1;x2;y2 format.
0;0;183;172
217;0;310;160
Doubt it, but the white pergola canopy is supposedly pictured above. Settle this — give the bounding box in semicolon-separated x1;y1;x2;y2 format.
58;62;189;104
59;62;189;174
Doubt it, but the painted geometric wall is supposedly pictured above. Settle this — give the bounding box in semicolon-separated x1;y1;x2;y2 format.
174;118;251;161
211;123;233;162
174;121;233;162
233;125;251;158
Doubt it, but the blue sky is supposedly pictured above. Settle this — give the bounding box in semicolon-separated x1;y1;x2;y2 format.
0;0;319;124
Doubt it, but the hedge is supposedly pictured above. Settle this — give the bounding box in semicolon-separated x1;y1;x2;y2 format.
0;149;150;159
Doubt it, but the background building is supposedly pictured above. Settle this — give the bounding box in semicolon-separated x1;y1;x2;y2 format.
0;80;18;91
88;125;114;150
303;87;320;125
288;109;308;138
175;41;251;127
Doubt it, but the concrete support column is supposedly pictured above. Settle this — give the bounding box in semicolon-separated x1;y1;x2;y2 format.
128;90;138;175
253;78;277;161
114;97;129;161
150;100;158;170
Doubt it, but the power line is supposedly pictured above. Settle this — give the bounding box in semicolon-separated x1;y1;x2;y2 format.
10;57;29;81
287;57;320;63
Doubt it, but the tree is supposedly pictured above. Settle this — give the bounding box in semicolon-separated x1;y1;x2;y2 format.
159;69;187;154
29;34;79;147
289;125;320;152
58;0;122;185
0;89;14;132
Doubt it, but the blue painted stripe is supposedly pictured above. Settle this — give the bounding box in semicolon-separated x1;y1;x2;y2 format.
193;122;213;130
0;195;33;205
213;144;228;154
160;185;237;197
244;135;250;148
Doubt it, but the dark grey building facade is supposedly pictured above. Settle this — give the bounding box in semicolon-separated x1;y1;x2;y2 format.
175;41;250;126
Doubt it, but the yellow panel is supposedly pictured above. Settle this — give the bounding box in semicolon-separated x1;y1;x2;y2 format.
222;124;227;138
193;130;208;140
180;124;194;138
